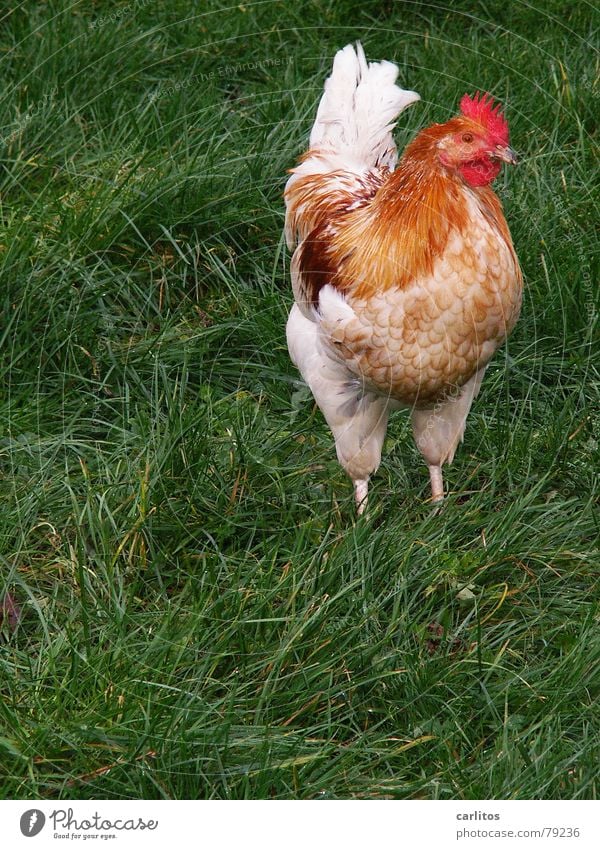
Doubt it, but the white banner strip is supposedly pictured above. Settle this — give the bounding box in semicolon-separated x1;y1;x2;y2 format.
1;800;598;848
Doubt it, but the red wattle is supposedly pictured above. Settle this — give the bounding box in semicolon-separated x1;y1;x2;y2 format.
458;158;501;187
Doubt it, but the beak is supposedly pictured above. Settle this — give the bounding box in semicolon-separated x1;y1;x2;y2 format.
492;145;518;165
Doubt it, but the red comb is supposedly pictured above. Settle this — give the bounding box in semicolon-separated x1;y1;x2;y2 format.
460;91;509;144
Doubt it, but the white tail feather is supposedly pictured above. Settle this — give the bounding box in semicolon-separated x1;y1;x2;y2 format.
308;42;420;171
284;43;420;250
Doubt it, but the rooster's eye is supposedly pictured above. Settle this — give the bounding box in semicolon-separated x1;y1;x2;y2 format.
462;133;474;144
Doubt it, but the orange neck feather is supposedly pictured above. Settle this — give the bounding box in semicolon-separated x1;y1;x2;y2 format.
334;132;473;298
292;124;512;306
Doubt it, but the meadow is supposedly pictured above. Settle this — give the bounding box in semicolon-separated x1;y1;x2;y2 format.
0;0;598;799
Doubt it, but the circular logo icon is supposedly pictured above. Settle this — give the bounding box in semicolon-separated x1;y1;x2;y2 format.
20;810;46;837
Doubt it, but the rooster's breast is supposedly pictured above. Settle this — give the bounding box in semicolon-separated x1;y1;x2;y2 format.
341;203;522;406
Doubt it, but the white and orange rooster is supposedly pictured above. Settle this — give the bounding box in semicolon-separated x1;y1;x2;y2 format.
285;43;522;513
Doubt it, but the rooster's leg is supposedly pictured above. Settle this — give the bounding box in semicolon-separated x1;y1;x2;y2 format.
287;304;390;513
354;479;369;514
411;368;486;504
428;465;444;503
330;391;389;515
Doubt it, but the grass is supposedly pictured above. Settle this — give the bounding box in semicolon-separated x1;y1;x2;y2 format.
0;0;598;800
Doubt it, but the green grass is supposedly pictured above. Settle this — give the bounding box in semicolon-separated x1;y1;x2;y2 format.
0;0;598;799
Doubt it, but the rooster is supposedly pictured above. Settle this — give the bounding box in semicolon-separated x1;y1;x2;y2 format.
285;43;522;513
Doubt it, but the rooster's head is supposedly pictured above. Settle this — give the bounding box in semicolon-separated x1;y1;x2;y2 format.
436;92;517;187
